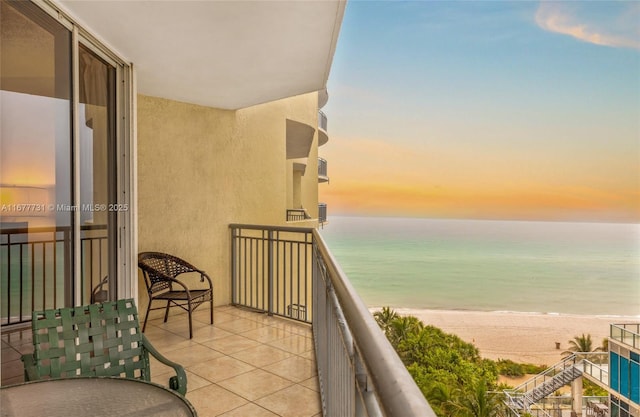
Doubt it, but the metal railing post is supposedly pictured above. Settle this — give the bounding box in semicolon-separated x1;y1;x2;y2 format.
6;232;11;323
230;226;237;305
64;227;72;307
268;230;274;316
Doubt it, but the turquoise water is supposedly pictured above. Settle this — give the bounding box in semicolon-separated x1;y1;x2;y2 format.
320;216;640;317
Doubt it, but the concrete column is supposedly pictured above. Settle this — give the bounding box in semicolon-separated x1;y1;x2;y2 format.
571;376;583;416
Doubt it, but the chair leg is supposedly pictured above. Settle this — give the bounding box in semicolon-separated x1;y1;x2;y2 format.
188;301;193;339
209;297;213;324
143;300;152;332
163;300;171;323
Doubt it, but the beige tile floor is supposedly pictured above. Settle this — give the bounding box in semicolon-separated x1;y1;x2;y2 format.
1;305;322;417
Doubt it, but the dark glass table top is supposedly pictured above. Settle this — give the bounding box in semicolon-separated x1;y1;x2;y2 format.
0;377;197;417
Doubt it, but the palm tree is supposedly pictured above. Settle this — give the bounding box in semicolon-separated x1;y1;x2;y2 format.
450;378;503;417
389;315;424;346
562;333;595;358
373;307;398;337
599;338;608;352
426;381;462;417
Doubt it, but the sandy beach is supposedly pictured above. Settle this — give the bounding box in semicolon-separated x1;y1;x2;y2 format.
381;308;639;366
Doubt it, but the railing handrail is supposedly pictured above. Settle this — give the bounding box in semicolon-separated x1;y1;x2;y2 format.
230;223;314;234
508;354;578;393
507;352;607;394
581;359;609;379
312;229;436;417
610;323;640;350
611;323;640;333
1;224;108;236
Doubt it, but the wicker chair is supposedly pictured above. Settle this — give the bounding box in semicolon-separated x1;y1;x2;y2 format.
138;252;214;339
90;275;110;303
21;299;187;395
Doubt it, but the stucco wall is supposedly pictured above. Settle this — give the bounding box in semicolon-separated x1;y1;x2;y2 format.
136;92;319;315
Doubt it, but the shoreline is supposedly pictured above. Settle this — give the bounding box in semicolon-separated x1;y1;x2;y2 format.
370;307;640;366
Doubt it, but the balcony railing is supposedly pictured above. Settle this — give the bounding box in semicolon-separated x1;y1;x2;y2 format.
581;358;609;385
318;157;328;183
611;323;640;349
318;110;329;147
286;209;311;222
230;224;435;417
1;225;108;326
318;203;327;224
318;110;328;132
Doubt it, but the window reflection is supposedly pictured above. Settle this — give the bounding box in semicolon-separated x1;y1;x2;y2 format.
78;44;115;304
1;0;72;321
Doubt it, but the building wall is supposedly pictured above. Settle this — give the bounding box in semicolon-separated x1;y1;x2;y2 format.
609;338;640;417
136;92;320;315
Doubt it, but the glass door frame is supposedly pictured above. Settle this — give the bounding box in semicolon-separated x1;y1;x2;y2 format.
37;0;136;304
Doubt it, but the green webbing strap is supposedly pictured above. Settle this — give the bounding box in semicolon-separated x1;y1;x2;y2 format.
22;299;186;394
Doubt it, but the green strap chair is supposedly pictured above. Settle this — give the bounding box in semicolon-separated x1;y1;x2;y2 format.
21;298;187;395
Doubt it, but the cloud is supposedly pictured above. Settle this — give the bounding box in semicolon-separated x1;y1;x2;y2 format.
535;1;640;50
322;179;640;222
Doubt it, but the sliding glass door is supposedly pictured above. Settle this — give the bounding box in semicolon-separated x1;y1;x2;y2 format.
78;44;117;305
1;0;73;323
0;0;129;324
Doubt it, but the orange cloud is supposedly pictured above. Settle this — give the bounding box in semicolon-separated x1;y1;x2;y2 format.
321;180;640;223
320;134;640;223
535;2;640;50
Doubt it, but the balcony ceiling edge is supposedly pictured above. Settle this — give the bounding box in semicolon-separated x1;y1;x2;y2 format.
57;0;347;110
286;119;315;159
317;129;329;147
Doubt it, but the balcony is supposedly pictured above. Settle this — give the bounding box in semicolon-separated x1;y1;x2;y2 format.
317;111;328;147
286;208;311;222
1;305;321;416
318;158;328;183
610;323;640;350
286;206;326;226
1;224;434;416
230;224;434;416
318;203;327;225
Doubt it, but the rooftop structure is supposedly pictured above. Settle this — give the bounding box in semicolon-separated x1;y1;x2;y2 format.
609;324;640;417
503;323;639;417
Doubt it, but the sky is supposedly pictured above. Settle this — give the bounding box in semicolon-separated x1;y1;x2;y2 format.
320;0;640;223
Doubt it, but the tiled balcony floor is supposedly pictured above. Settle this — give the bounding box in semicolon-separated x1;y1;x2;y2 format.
1;306;321;417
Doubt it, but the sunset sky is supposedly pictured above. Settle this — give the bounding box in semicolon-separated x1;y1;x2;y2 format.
320;1;640;223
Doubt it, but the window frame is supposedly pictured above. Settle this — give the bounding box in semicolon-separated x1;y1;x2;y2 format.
33;0;136;302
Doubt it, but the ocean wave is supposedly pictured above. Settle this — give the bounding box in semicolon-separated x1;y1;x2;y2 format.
368;306;640;321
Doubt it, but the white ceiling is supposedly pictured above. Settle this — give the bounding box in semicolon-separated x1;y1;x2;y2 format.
59;0;346;110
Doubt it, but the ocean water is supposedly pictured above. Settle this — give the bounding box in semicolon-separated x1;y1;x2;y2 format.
319;216;640;318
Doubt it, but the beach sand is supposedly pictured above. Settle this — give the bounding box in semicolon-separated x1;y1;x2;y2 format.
384;308;639;366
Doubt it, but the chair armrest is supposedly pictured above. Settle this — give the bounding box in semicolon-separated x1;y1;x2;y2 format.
141;333;188;396
21;353;39;381
200;271;214;290
173;272;213;294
